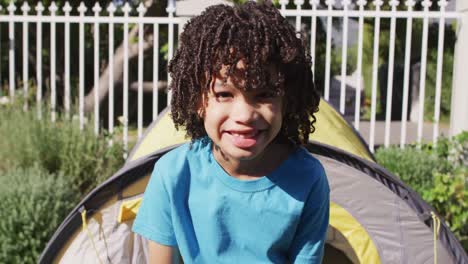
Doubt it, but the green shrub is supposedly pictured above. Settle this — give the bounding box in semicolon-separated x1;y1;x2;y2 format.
0;165;78;264
375;146;441;194
0;103;126;262
0;105;125;195
422;170;468;250
376;132;468;252
422;133;468;170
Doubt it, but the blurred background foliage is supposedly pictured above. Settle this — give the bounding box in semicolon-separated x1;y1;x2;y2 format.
0;98;125;263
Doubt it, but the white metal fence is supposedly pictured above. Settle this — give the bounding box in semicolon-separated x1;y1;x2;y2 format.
0;0;466;155
0;1;185;155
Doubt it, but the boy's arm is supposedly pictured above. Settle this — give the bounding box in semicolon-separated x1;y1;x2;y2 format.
289;195;329;263
288;164;330;264
133;162;179;260
148;241;179;264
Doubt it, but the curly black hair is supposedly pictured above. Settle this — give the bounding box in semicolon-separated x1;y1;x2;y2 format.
168;0;320;145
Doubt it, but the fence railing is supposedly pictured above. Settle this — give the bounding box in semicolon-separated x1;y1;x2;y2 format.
0;0;465;155
0;1;186;156
280;0;463;152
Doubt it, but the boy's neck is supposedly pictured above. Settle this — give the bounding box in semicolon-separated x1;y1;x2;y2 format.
212;142;293;180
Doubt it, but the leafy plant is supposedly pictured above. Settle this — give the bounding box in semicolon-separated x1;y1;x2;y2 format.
0;100;126;263
0;102;125;195
421;170;468;250
375;145;443;193
0;165;78;264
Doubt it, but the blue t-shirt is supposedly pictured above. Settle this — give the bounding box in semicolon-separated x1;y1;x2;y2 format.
133;140;330;263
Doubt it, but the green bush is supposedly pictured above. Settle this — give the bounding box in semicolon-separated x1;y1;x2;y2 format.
422;170;468;251
375;146;442;194
0;102;125;263
0;105;125;195
0;165;78;264
376;132;468;251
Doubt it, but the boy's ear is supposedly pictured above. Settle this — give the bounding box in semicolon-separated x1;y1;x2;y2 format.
197;107;205;119
196;73;210;120
197;95;206;119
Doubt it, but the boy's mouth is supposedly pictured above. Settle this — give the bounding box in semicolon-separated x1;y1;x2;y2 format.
226;129;262;148
229;130;259;138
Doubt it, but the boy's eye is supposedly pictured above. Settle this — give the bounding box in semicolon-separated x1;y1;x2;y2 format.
214;92;233;101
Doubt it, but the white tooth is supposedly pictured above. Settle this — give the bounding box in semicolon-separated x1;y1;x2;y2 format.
232;131;257;138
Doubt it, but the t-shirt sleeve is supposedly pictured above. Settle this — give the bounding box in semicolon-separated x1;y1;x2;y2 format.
288;162;330;264
132;162;177;246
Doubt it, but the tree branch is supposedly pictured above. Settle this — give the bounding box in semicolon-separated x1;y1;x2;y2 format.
83;24;156;113
130;81;168;92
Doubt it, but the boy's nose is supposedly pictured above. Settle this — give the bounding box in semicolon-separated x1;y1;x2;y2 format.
231;98;257;124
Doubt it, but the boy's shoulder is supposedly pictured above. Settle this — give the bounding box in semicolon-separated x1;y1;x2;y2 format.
156;139;208;164
287;147;326;179
153;139;209;181
275;147;329;198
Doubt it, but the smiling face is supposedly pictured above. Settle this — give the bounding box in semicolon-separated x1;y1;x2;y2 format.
200;63;285;170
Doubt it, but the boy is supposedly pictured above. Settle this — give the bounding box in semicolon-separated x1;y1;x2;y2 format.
133;1;329;263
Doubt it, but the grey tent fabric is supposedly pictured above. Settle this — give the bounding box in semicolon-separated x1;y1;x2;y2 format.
318;155;454;264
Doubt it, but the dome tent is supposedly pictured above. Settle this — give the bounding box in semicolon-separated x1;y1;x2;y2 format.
39;99;468;264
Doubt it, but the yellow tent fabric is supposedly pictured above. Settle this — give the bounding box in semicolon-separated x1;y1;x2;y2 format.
129;99;373;162
118;198;142;223
311;100;372;161
329;202;381;264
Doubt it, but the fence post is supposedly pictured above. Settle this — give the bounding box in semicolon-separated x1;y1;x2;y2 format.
21;2;30;111
0;6;2;88
78;2;87;130
137;3;146;139
107;3;116;139
166;0;175;105
8;2;16;101
36;3;44;119
50;2;58;122
64;1;72;119
450;1;468;136
122;2;131;158
93;2;102;136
